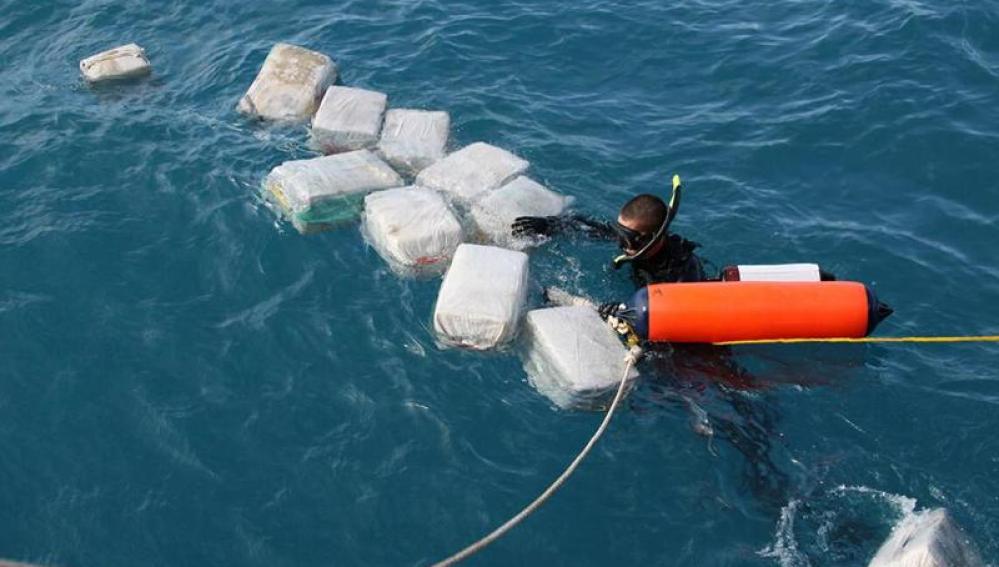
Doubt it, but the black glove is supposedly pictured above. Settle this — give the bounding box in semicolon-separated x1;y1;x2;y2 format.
598;301;624;321
511;216;561;237
599;301;637;324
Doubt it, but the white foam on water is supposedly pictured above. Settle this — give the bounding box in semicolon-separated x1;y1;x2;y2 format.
758;499;813;567
832;485;918;521
758;486;921;567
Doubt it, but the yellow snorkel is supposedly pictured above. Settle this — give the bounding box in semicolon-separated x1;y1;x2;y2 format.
612;174;682;269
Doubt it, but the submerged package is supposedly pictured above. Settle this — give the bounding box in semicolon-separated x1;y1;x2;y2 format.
433;244;529;350
362;186;463;271
470;176;573;249
237;43;337;122
265;149;404;233
377;109;450;175
522;306;638;409
79;43;151;82
868;508;983;567
311;86;388;153
415;142;529;204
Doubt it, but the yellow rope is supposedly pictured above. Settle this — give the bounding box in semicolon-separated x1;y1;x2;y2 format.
716;335;999;346
428;330;997;564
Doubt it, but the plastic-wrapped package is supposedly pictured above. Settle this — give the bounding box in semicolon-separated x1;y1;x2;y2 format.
265;149;404;233
237;43;337;122
311;86;388;152
377;109;450;175
362;186;463;272
415;142;529;204
433;244;529;349
470;176;573;249
522;306;638;409
869;508;983;567
79;44;151;82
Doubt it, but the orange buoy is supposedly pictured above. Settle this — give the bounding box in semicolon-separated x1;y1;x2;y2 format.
624;281;891;344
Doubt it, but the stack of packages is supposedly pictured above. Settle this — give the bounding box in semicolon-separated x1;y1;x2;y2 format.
240;42;635;408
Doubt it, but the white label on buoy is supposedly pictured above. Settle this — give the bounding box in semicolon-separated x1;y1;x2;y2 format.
737;263;822;282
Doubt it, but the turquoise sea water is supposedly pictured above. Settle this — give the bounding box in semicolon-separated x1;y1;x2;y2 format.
2;1;998;565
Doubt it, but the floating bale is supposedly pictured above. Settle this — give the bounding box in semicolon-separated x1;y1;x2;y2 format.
362;186;463;273
311;86;388;153
79;43;151;82
415;142;529;205
265;149;403;233
868;508;984;567
377;109;450;175
433;244;529;349
237;43;337;122
522;306;638;409
470;176;573;249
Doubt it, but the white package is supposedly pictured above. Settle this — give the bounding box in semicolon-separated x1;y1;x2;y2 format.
433;244;529;350
363;187;463;271
311;86;388;152
470;176;573;249
522;306;638;409
415;142;529;204
265;149;404;233
868;508;983;567
237;43;337;122
79;43;151;82
377;109;450;175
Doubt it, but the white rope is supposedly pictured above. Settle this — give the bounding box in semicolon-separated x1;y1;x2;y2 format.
433;346;641;567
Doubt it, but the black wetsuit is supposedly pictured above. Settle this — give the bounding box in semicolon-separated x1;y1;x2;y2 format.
629;234;706;286
536;213;789;505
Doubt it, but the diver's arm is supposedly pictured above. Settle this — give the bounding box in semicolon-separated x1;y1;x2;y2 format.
564;214;618;240
511;213;617;240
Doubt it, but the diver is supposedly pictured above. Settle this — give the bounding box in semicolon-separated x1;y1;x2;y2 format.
514;175;795;507
511;175;707;289
512;174;836;316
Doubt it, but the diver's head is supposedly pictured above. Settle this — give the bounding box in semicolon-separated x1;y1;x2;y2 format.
613;194;669;259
